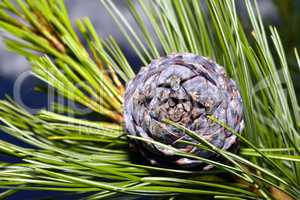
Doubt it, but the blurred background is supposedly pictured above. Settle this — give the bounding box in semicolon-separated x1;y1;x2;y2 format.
0;0;299;199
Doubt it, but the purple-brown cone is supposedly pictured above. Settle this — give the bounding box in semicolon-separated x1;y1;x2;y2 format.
124;53;244;169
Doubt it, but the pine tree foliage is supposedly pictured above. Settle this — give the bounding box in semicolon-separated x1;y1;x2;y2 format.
0;0;299;199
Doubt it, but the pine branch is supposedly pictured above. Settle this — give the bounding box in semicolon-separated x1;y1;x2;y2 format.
0;0;299;199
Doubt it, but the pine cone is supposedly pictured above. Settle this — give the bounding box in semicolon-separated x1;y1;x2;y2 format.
124;53;244;169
